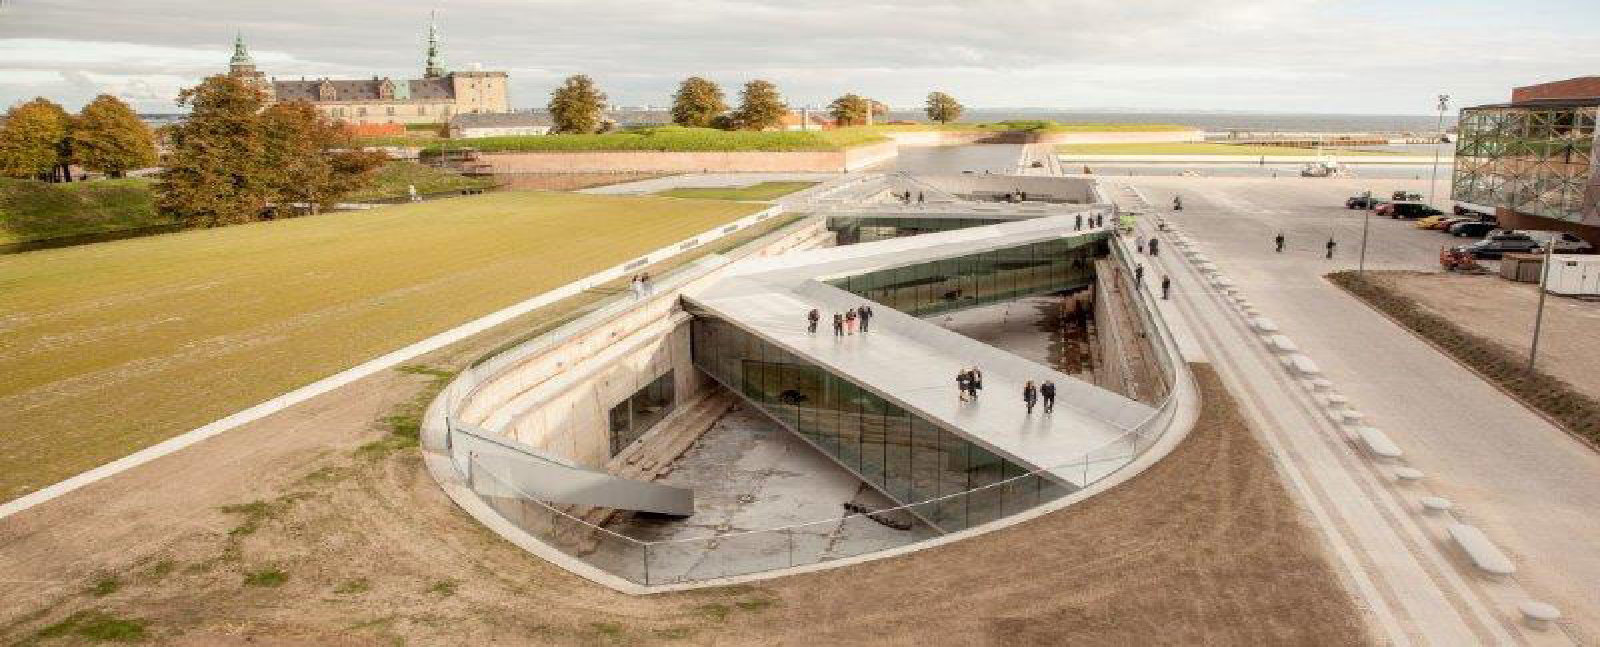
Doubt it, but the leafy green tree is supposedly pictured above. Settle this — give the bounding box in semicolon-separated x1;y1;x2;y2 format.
261;101;383;215
547;75;607;134
733;80;786;131
925;91;963;124
670;76;727;128
829;94;871;127
0;98;71;181
157;75;273;227
71;94;158;178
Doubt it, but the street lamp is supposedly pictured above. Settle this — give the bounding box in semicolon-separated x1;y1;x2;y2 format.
1426;94;1451;208
1529;238;1555;372
1358;190;1373;274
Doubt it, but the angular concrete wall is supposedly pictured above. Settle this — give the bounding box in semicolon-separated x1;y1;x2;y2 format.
472;142;899;174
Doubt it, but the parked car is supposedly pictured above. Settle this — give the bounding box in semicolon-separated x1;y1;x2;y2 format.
1518;231;1594;253
1345;194;1387;209
1434;217;1475;231
1455;234;1540;259
1453;205;1492;217
1415;215;1448;229
1377;202;1444;219
1449;221;1499;238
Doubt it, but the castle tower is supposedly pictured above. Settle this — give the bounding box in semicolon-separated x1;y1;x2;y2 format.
229;32;256;76
423;12;447;78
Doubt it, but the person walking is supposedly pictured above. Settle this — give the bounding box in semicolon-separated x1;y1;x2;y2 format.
832;313;844;337
1134;264;1145;288
971;367;983;400
1325;238;1337;259
1041;380;1056;413
917;192;925;205
807;308;820;334
1148;238;1160;257
1274;232;1286;253
1136;236;1145;254
858;305;873;333
957;370;971;403
639;272;652;295
1173;195;1183;211
1023;380;1038;414
844;309;857;334
1161;275;1172;300
629;274;644;299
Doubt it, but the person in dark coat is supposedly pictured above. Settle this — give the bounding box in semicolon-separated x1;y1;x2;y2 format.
1148;238;1160;256
1134;264;1145;288
807;308;819;334
1325;238;1337;259
858;305;873;333
1275;233;1286;253
1041;380;1056;413
1161;276;1172;300
917;192;925;205
969;367;983;400
1023;380;1038;414
832;313;844;337
956;370;971;402
1075;214;1082;231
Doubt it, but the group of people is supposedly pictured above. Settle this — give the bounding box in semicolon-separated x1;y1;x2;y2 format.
1272;233;1339;259
1073;213;1107;231
629;272;653;299
954;369;1057;414
955;367;984;402
1022;380;1058;414
896;191;926;205
808;305;874;336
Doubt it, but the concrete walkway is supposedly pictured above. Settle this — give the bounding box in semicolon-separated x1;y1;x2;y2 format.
1109;177;1596;644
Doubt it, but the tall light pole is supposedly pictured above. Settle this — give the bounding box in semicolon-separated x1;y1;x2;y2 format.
1427;94;1451;208
1358;191;1373;274
1529;238;1556;373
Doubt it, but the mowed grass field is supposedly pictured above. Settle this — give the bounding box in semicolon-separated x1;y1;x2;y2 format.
0;191;760;501
656;181;817;201
1055;142;1406;156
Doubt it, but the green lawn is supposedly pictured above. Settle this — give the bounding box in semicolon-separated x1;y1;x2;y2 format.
656;181;818;201
0;191;761;502
340;161;495;202
1055;142;1407;156
0;178;171;245
865;121;1195;133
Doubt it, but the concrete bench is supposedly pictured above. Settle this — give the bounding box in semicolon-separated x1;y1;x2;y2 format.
1519;601;1561;629
1354;426;1401;459
1250;317;1279;333
1321;392;1348;408
1287;354;1320;377
1448;524;1517;575
1338;409;1364;425
1420;496;1454;513
1393;466;1424;482
1308;377;1334;392
1266;335;1300;354
1212;276;1234;288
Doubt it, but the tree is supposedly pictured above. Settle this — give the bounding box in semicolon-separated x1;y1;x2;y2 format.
0;98;70;181
925;91;963;124
829;94;871;127
157;75;273;227
71;94;158;178
670;76;727;128
733;80;786;131
547;75;607;134
260;101;381;216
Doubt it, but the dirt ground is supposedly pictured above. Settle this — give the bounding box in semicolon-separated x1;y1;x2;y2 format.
1370;270;1600;399
0;359;1368;646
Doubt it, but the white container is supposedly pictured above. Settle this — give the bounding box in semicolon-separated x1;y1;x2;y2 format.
1542;255;1600;296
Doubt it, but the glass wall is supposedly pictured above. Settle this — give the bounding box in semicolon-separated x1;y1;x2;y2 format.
825;236;1103;317
1453;104;1597;222
607;370;676;456
829;216;1020;245
688;307;1072;531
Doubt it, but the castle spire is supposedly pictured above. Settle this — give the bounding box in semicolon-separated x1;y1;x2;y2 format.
230;32;254;67
424;11;446;78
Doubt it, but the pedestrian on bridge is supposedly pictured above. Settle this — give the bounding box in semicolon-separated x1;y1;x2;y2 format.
1136;236;1145;254
1041;380;1056;413
844;309;857;334
917;192;925;205
1075;214;1082;231
957;370;972;403
1161;276;1172;300
1023;380;1038;414
1148;238;1160;257
1274;233;1286;253
1134;264;1145;289
857;305;874;333
1325;238;1337;259
970;367;983;400
807;308;820;334
832;313;844;337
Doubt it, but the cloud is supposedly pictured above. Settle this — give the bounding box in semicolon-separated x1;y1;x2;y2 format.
0;0;1596;113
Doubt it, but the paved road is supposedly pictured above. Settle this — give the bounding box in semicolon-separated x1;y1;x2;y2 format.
1126;175;1600;639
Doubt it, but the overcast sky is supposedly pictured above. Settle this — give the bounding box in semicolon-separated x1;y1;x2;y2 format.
1;0;1596;116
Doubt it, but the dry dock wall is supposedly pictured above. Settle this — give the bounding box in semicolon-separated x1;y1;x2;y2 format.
472;142;897;174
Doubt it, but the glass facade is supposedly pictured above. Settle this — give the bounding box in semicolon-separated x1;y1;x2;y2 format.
1453;104;1598;222
826;236;1104;317
828;215;1012;245
687;306;1072;532
607;370;676;456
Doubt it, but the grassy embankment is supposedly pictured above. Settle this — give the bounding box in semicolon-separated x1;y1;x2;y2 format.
0;190;762;502
340;161;495;202
1056;142;1407;156
369;126;890;152
657;181;818;201
0;178;169;245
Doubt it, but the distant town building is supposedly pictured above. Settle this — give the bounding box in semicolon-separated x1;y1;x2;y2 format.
781;110;835;131
450;112;552;138
1452;76;1599;241
225;16;509;126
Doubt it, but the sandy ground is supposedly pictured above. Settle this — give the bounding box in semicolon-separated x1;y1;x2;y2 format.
1371;270;1600;399
0;359;1367;646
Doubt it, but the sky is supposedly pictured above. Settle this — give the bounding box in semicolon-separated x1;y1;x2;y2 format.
1;0;1597;116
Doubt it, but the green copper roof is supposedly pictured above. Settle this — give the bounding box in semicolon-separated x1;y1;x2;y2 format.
230;32;254;66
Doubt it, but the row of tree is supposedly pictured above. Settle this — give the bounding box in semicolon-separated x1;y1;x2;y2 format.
544;75;964;133
0;95;159;182
157;76;386;227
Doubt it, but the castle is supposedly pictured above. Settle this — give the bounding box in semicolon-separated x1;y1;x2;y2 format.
226;17;509;126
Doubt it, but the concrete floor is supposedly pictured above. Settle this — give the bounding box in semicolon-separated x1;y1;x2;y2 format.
604;405;935;583
929;295;1093;377
1119;175;1600;643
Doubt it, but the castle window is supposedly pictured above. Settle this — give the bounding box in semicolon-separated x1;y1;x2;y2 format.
386;107;395;116
357;107;367;116
418;105;428;115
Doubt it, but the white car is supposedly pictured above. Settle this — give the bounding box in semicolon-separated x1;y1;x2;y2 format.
1516;231;1594;254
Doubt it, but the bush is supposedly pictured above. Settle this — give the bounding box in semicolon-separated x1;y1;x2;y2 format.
1328;271;1600;445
